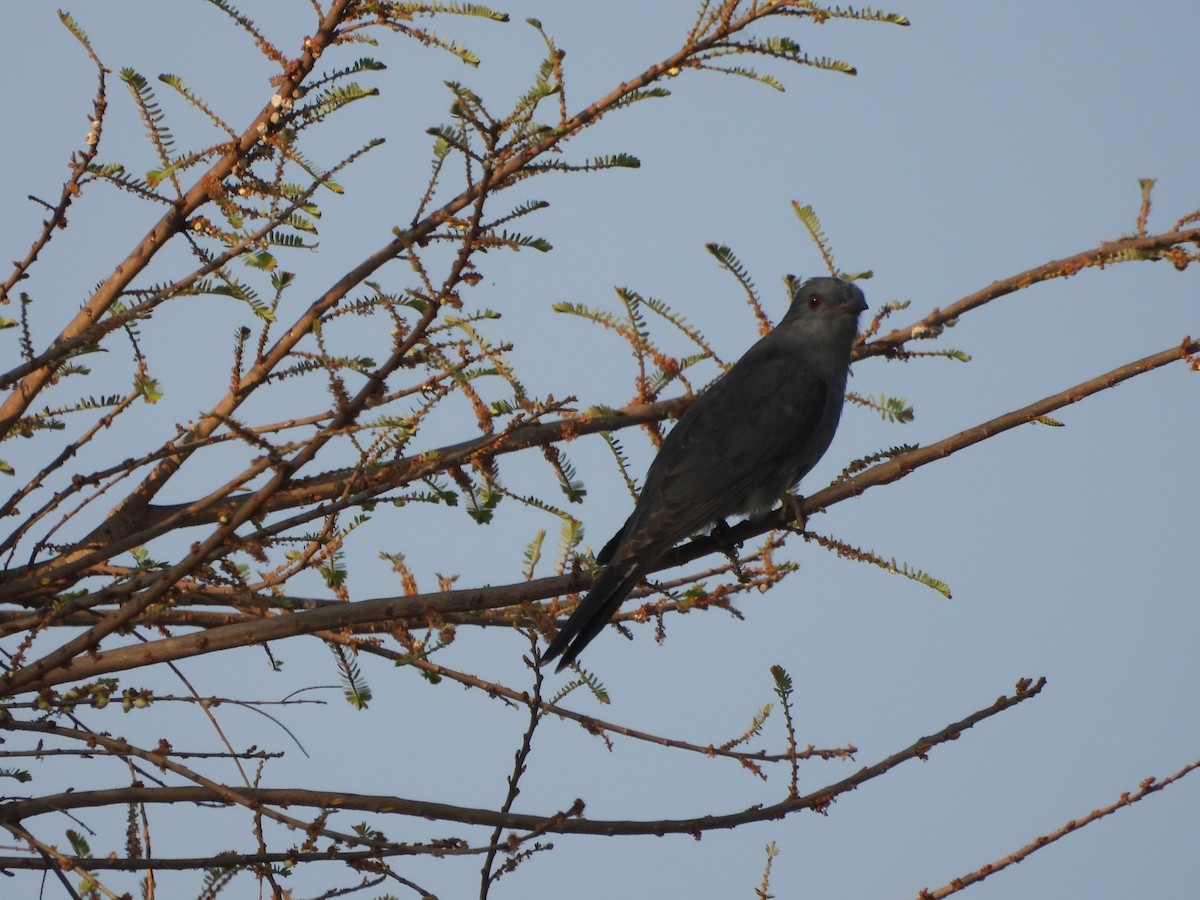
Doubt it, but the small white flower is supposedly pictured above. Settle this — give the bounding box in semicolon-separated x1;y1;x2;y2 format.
911;322;943;339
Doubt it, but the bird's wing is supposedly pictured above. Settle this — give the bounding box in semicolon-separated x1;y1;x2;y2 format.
612;340;829;563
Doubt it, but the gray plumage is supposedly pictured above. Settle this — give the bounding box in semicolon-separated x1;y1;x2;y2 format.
542;276;867;671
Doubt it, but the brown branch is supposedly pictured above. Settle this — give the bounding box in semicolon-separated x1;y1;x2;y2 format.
917;757;1200;898
3;822;90;899
0;717;391;852
348;635;857;766
0;677;1044;843
85;397;689;547
0;846;486;872
0;138;365;399
0;390;140;557
480;634;547;898
861;228;1200;358
0;53;107;309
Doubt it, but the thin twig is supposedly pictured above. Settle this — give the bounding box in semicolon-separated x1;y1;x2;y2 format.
917;757;1200;898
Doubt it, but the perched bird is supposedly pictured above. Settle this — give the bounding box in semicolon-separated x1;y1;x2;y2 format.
542;276;867;671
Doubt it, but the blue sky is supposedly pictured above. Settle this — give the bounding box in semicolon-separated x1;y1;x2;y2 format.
2;2;1198;898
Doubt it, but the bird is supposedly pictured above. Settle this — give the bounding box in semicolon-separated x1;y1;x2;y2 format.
542;275;868;671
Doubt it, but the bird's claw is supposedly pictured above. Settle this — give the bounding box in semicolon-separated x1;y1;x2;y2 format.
711;519;749;582
781;493;807;532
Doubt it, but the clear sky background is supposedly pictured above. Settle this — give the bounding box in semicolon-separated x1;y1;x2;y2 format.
2;2;1198;898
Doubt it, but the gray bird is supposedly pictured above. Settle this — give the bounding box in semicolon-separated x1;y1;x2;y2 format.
542;276;867;671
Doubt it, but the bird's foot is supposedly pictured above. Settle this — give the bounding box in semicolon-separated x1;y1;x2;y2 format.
711;519;748;582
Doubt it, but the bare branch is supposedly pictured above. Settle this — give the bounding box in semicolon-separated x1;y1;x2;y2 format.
0;678;1045;855
917;757;1200;898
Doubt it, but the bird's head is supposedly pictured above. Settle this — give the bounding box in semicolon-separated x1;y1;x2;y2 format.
781;276;868;334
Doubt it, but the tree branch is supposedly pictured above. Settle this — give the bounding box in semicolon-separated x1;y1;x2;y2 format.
861;228;1200;358
917;756;1200;898
0;678;1044;854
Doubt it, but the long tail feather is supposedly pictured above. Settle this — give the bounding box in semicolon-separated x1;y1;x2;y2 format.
543;561;644;672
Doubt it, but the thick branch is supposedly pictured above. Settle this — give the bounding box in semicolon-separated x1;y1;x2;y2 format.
75;397;689;557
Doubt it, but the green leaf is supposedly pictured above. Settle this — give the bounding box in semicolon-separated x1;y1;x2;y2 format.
134;375;163;404
333;646;372;710
243;250;277;270
813;531;952;599
705;243;758;295
304;82;380;122
523;153;642;175
263;230;310;248
869;393;914;424
66;829;92;857
555;516;584;569
466;486;499;523
770;664;794;700
548;662;610;704
120;68;176;163
523;529;546;579
702;64;786;91
57;10;96;55
193;276;277;322
791;202;837;274
321;552;348;589
820;5;910;27
611;87;672;109
496;230;551;252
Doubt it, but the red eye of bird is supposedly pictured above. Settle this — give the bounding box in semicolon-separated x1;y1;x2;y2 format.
806;293;822;309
